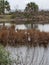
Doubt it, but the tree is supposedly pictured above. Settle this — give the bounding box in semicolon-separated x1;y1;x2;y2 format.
0;0;10;14
25;2;39;12
24;2;39;29
0;0;10;26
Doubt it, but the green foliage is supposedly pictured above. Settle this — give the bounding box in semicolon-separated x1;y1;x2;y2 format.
0;45;12;65
5;1;10;11
0;0;10;14
25;2;39;12
11;14;16;19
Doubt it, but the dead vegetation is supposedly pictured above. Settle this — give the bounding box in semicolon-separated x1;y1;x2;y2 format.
0;25;49;48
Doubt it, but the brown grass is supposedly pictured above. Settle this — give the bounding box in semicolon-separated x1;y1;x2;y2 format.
0;25;49;48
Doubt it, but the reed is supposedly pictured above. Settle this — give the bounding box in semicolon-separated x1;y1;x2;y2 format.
0;26;49;48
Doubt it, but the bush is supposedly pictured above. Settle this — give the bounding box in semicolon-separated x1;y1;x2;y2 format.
0;45;12;65
11;14;16;19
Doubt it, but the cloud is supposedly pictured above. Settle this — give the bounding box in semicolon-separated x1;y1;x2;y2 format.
8;0;49;10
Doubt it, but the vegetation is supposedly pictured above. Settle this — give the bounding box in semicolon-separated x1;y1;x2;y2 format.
0;25;48;48
25;2;39;12
0;45;12;65
0;0;10;14
24;2;39;28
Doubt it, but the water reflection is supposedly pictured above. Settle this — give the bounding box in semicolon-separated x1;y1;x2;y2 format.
38;24;49;32
0;23;49;32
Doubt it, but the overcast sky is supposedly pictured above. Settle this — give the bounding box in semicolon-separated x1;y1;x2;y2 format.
8;0;49;11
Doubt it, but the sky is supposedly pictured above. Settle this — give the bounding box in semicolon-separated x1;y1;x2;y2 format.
8;0;49;11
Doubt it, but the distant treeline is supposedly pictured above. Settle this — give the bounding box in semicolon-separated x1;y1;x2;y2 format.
0;25;49;48
10;11;49;18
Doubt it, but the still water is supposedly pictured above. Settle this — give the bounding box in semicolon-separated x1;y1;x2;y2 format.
38;24;49;32
16;24;49;32
0;23;49;32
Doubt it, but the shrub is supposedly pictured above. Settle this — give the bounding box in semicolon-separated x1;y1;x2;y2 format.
0;45;12;65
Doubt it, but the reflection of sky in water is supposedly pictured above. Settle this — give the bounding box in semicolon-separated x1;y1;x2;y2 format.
5;46;49;65
0;23;49;32
15;24;27;30
0;23;27;30
38;24;49;32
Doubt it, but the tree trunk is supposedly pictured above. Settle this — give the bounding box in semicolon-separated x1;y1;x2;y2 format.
3;23;5;27
33;24;38;30
31;24;33;28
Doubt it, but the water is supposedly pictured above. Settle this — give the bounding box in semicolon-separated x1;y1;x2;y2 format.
5;46;49;65
38;24;49;32
1;23;49;32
